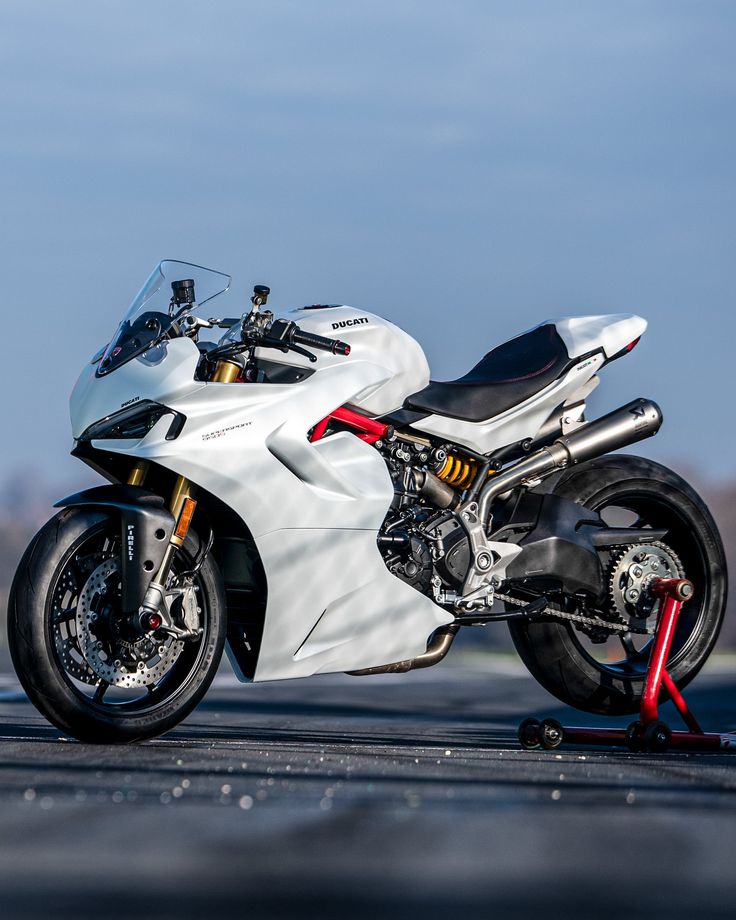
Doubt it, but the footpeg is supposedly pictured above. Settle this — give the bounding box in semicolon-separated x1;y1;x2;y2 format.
455;596;548;626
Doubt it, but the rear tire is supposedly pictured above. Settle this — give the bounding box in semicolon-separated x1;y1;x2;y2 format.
508;455;727;716
8;508;226;743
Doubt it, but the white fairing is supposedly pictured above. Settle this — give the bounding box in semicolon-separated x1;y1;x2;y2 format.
70;333;450;683
70;304;645;682
554;314;647;360
256;305;430;416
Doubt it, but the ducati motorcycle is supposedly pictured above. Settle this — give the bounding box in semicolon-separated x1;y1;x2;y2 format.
8;260;727;742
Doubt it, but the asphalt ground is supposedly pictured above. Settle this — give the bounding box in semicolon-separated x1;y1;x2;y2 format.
1;654;735;920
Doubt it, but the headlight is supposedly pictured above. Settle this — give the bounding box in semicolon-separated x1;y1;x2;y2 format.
80;400;186;441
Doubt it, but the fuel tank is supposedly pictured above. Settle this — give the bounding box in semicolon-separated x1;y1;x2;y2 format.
256;305;430;416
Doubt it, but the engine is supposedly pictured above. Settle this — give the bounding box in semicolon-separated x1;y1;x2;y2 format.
376;432;480;605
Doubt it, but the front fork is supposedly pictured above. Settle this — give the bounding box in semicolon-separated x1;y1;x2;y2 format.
127;462;199;636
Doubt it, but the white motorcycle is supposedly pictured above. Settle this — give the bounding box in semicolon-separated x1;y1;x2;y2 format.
8;260;727;742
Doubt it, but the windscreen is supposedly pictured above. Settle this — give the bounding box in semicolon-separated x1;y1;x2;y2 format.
97;260;231;376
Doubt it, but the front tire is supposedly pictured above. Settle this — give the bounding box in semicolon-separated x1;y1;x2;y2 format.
508;455;727;716
8;508;226;743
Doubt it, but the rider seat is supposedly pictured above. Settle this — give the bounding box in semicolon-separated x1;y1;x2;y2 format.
404;324;571;422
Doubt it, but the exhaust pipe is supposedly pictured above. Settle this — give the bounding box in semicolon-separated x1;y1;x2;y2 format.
552;397;663;465
477;398;662;524
348;624;459;676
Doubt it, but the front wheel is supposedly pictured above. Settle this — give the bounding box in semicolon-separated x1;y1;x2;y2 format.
508;455;727;716
8;508;226;743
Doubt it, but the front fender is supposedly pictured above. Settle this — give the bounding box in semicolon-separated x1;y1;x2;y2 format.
54;485;175;612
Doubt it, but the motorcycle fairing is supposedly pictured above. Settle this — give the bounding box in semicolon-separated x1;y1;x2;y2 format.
253;305;431;417
71;336;453;681
69;303;647;682
554;314;646;360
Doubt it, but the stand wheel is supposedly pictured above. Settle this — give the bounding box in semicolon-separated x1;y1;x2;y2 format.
643;720;671;753
539;718;564;750
518;718;541;750
625;720;646;753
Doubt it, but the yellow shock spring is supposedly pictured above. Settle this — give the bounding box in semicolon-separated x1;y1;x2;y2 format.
435;453;478;490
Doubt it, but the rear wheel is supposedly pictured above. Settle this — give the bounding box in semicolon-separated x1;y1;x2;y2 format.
8;508;226;743
508;455;727;715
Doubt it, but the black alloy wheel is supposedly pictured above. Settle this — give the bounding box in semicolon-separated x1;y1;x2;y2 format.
508;455;727;716
8;508;226;742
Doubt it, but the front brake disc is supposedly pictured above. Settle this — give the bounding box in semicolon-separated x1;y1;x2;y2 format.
53;567;98;684
76;558;184;689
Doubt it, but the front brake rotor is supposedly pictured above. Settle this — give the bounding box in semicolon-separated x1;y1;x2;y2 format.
53;567;98;684
76;558;184;689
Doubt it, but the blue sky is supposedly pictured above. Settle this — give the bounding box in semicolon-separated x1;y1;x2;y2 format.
1;1;734;486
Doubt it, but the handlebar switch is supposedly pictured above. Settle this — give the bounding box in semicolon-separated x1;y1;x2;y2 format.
269;319;295;343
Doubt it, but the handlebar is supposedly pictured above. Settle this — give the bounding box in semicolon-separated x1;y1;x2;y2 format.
291;327;351;356
270;319;351;357
206;317;351;368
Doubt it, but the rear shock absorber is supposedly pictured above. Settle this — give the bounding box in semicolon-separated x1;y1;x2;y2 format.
434;449;494;490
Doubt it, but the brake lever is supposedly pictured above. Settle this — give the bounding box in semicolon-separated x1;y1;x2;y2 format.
259;336;318;363
285;342;317;363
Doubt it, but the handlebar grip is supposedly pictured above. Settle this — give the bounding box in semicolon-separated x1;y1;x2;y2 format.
292;328;351;356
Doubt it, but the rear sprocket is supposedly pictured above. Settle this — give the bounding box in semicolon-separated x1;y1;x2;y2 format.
608;541;684;629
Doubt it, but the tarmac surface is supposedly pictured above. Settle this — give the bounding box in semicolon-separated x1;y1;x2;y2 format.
1;655;735;920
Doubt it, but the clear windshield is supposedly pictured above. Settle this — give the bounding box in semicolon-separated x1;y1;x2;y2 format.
97;260;231;375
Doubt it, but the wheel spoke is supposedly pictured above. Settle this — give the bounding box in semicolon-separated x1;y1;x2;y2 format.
619;631;648;662
93;680;109;703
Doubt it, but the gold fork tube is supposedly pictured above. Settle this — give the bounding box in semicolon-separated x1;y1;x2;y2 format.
148;475;197;589
127;460;150;487
170;475;194;521
212;360;241;383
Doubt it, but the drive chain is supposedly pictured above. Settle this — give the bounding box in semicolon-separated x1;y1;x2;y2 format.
494;592;656;636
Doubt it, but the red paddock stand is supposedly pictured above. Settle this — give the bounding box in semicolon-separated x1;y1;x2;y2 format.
518;578;736;754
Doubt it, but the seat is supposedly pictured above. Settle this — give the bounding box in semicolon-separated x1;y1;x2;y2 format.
404;324;571;422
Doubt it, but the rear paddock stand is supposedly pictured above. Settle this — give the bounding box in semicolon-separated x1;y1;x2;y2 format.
518;578;736;754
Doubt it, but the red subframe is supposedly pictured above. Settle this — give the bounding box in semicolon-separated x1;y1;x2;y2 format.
309;406;390;445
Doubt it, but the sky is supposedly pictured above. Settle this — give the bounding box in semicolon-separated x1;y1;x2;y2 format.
0;0;734;489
